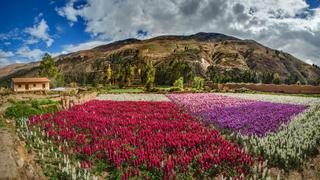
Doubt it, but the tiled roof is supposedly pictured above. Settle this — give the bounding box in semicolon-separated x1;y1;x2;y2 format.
12;77;50;83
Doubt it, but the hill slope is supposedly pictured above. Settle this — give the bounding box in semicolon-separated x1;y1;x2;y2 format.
1;32;320;85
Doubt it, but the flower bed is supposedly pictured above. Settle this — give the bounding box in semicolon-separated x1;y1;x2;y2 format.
27;100;253;179
96;93;170;101
245;104;320;170
167;93;307;136
216;93;320;105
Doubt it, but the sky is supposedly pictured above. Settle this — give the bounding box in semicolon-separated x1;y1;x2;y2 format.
0;0;320;67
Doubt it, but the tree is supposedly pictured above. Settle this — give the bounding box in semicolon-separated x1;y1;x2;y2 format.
261;72;274;84
193;77;204;90
273;73;281;84
144;61;155;91
127;65;135;86
38;53;64;87
115;66;126;88
155;59;194;85
173;77;184;90
38;53;58;78
285;74;299;85
106;64;112;84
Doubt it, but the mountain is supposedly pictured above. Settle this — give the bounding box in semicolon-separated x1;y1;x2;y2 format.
1;32;320;86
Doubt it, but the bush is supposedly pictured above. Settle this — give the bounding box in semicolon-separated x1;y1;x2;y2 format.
5;99;60;119
168;87;183;92
173;77;184;90
234;87;252;93
192;77;204;90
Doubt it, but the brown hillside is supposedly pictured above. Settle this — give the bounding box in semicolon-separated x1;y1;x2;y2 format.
1;32;319;85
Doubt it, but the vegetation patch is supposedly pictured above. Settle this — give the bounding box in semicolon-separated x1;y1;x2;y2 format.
5;99;60;119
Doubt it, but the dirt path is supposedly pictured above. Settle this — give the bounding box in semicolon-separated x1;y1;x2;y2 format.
0;93;49;179
0;129;19;179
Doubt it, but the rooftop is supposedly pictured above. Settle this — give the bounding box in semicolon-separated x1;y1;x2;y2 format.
12;77;50;83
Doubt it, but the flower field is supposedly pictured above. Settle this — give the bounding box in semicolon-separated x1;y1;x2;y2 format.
25;100;254;179
14;93;320;179
96;93;170;101
167;93;307;136
216;93;320;105
246;104;320;170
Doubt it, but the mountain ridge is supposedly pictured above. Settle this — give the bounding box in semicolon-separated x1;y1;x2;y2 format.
1;32;320;86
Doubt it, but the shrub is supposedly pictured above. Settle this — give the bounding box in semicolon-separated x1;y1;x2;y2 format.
173;77;184;90
5;99;60;119
144;61;155;92
273;73;281;84
192;77;204;90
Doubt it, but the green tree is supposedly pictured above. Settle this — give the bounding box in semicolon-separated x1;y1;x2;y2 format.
155;59;194;85
127;65;135;86
193;77;204;90
173;77;184;90
144;61;155;91
207;66;225;83
261;72;274;84
285;74;299;85
273;73;281;84
115;66;126;88
38;53;64;87
106;64;112;83
38;53;58;78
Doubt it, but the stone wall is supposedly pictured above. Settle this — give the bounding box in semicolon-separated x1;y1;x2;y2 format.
61;92;97;109
206;82;320;94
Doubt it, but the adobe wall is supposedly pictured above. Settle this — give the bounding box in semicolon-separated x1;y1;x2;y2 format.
206;82;320;94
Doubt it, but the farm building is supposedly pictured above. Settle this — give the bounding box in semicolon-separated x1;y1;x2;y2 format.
11;77;50;92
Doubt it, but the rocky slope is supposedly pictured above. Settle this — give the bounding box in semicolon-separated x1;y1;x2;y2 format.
1;32;320;85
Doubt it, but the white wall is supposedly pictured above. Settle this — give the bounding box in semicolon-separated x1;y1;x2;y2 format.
13;82;50;92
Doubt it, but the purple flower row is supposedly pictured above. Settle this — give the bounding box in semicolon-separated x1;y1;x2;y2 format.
167;93;307;136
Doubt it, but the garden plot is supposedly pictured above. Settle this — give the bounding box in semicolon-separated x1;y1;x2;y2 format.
96;93;170;102
167;93;307;136
26;100;254;179
245;104;320;170
215;93;320;105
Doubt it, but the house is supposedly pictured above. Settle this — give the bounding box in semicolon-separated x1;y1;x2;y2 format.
11;77;50;92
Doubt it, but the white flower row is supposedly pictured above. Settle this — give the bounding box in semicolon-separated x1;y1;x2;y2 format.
242;104;320;170
96;93;171;101
215;93;320;105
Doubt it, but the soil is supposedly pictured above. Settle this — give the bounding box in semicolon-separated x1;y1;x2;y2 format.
0;93;54;179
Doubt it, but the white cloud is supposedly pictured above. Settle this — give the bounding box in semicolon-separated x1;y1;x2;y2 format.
0;49;14;58
0;58;10;67
57;0;320;65
61;40;109;54
16;46;44;60
56;0;79;26
25;19;54;47
25;38;40;45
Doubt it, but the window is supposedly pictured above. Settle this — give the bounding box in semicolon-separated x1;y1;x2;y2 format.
18;84;21;88
33;84;36;87
42;84;46;89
